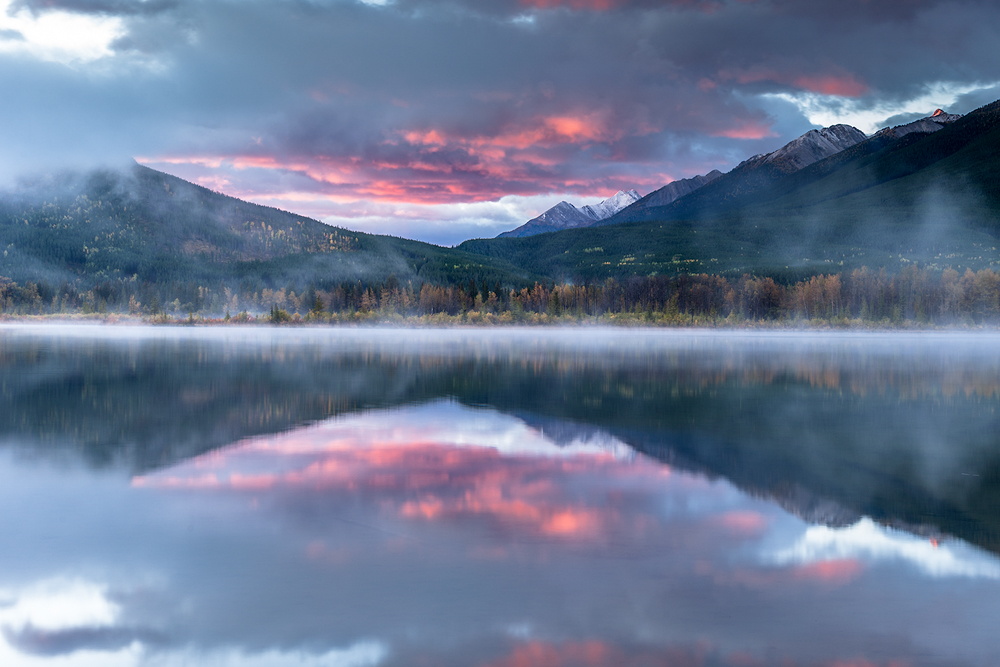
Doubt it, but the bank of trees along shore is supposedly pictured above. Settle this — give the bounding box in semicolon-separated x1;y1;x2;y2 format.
4;265;1000;326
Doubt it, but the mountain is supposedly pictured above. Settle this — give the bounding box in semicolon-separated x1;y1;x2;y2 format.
497;189;640;238
758;123;868;170
0;163;535;295
1;104;994;307
622;170;723;210
579;189;642;220
457;102;1000;281
597;123;868;227
875;108;963;139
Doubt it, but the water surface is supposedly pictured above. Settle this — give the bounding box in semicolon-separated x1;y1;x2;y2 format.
1;325;999;666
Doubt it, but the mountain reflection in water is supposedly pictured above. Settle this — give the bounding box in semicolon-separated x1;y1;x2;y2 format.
1;325;1000;666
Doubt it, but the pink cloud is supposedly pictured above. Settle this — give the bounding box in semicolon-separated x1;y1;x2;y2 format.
793;74;869;97
711;119;777;140
718;66;869;98
139;103;718;207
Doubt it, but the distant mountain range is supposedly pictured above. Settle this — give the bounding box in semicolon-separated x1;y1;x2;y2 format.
497;122;871;239
497;111;969;241
459;103;1000;280
595;108;965;229
498;189;641;238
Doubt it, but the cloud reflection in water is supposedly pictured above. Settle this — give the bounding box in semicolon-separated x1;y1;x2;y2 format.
1;399;999;666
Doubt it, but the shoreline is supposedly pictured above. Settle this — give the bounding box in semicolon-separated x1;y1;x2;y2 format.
2;311;999;331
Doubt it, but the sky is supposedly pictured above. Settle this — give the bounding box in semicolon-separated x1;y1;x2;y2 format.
2;0;1000;245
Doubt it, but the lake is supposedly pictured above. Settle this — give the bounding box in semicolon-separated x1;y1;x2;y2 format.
0;324;998;667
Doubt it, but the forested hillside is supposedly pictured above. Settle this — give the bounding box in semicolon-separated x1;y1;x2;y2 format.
0;164;534;313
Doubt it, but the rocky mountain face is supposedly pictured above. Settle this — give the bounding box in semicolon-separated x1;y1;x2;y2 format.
599;123;868;226
497;189;641;238
744;124;869;172
579;189;643;221
874;108;963;139
634;170;724;209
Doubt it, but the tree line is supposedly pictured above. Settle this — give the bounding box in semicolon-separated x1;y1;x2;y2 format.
4;265;1000;325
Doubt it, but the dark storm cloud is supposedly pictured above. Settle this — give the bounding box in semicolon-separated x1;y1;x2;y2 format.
2;0;1000;238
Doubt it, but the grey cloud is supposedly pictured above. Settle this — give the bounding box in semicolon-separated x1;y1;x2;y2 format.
953;84;1000;112
0;28;25;41
2;0;1000;236
3;624;167;656
9;0;178;16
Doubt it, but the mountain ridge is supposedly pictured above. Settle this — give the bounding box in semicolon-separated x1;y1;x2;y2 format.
0;163;537;293
456;102;1000;281
596;122;868;227
497;189;641;238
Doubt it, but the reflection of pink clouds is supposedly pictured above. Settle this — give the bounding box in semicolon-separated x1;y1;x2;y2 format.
132;473;220;489
792;558;864;584
695;557;865;589
304;540;354;565
711;510;769;536
135;439;665;541
543;510;601;536
229;473;278;490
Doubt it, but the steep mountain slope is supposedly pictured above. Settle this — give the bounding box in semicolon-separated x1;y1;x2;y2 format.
0;163;534;290
875;108;962;139
497;189;640;238
626;170;722;209
579;189;642;220
457;102;1000;281
599;123;867;226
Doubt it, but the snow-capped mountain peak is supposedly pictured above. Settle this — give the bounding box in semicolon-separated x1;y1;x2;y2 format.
580;190;641;220
497;189;642;238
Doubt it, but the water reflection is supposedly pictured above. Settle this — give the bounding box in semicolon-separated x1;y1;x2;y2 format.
2;326;1000;665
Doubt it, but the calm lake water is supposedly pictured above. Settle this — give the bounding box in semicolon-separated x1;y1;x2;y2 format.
1;324;999;667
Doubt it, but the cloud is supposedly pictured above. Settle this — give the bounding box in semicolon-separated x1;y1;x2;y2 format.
0;0;125;62
144;644;388;667
3;0;1000;240
9;0;178;17
769;518;1000;579
0;577;387;667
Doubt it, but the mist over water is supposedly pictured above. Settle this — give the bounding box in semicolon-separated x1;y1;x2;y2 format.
2;325;1000;666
